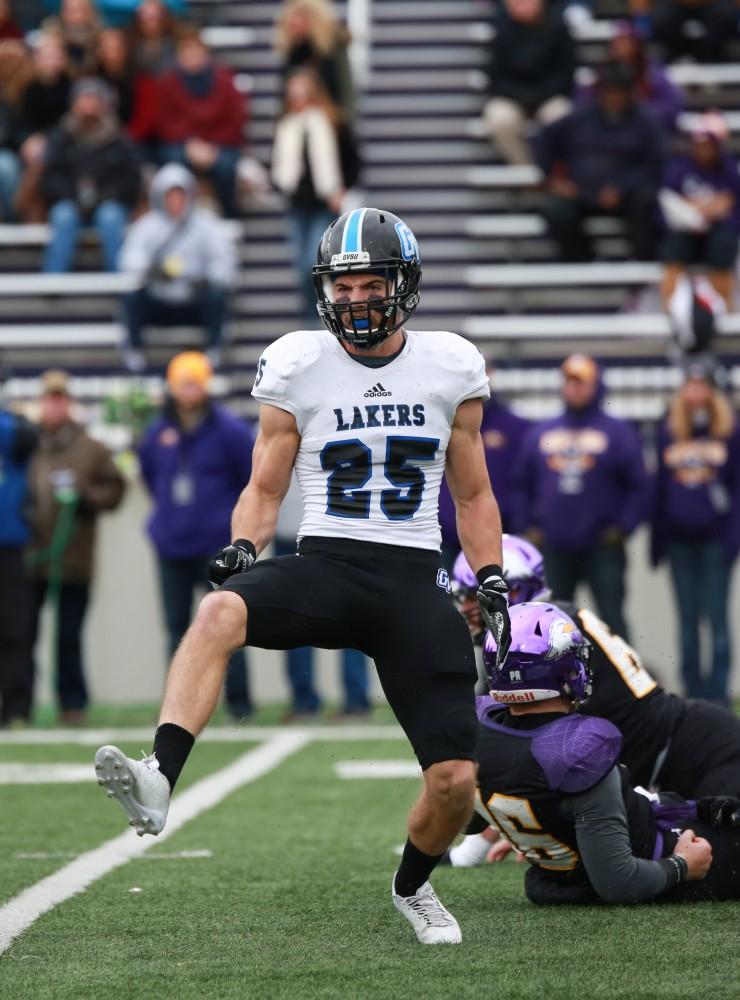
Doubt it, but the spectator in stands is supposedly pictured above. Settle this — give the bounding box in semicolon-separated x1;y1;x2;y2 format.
652;357;740;703
15;32;72;223
95;27;159;147
43;0;100;78
660;112;740;312
137;351;254;721
0;0;21;40
483;0;574;166
274;0;354;121
641;0;738;63
0;40;30;220
40;76;141;273
27;369;126;726
272;68;344;324
130;0;178;75
536;61;663;262
156;27;246;219
438;363;530;568
0;365;38;728
510;353;647;639
118;162;236;372
579;21;684;133
274;475;371;721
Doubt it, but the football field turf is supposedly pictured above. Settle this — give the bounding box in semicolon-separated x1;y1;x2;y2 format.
2;717;739;1000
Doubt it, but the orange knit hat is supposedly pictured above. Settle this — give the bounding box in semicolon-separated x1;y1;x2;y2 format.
166;351;213;389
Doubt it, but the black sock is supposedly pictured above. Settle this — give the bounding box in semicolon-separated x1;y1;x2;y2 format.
152;722;195;791
394;838;445;897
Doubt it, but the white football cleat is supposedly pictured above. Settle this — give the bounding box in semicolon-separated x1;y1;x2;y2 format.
392;874;462;944
94;745;171;837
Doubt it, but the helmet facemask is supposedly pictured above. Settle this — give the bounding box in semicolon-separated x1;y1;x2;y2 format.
313;257;421;349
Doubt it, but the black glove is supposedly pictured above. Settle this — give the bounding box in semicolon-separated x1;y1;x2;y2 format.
696;795;740;827
208;538;257;586
475;564;511;667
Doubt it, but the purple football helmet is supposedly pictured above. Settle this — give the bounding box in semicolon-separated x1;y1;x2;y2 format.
483;602;592;706
451;535;549;645
502;535;550;605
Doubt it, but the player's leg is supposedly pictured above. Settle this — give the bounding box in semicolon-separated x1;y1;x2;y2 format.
370;565;478;942
157;589;247;736
699;540;732;704
96;550;357;834
584;540;629;640
95;587;247;835
658;699;740;798
542;544;581;604
666;540;703;697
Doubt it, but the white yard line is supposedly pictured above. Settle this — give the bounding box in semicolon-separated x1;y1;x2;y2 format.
15;849;214;861
335;761;421;779
0;725;405;746
0;731;305;955
0;764;93;784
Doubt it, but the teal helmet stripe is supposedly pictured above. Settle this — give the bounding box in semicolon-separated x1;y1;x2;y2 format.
341;207;368;253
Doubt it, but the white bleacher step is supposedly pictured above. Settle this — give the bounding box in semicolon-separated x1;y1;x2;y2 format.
0;220;243;247
466;262;663;288
200;26;254;48
493;365;687;393
0;323;121;347
466;214;625;238
373;22;493;44
363;140;488;164
462;312;740;340
361;116;476;139
364;93;481;116
576;62;740;90
0;273;138;296
364;163;470;186
373;1;484;21
372;46;486;68
369;69;477;92
468;165;542;188
469;113;740;152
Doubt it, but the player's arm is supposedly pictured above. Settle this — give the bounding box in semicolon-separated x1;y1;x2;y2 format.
230;403;300;553
446;398;511;661
445;397;502;572
567;767;711;904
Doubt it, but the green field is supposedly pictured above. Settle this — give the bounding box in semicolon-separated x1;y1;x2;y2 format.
2;716;739;1000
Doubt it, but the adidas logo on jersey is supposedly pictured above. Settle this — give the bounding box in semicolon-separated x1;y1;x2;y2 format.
364;382;392;398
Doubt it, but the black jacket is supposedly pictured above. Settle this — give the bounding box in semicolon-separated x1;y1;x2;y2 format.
41;115;141;211
488;7;575;112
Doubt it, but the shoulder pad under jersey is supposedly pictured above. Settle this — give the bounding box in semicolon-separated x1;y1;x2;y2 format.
531;714;622;794
251;330;328;411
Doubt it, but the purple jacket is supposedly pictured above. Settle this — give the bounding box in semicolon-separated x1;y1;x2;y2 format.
439;399;530;547
662;153;740;231
510;400;647;551
651;418;740;565
138;401;255;559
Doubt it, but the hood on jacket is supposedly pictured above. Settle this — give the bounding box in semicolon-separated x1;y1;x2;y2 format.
561;353;605;418
149;162;197;216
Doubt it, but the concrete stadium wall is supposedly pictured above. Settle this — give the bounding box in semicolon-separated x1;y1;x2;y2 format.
34;479;740;709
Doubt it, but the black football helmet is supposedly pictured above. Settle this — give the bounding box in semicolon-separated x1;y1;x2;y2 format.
313;207;422;348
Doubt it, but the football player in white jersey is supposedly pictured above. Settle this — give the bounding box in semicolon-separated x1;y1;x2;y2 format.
95;207;512;945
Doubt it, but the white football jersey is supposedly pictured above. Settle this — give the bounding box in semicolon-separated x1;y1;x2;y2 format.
252;328;489;550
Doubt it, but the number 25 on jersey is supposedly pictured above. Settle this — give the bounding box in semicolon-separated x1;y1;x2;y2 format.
321;436;439;521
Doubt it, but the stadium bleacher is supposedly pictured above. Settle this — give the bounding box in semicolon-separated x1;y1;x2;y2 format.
1;0;740;434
